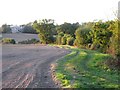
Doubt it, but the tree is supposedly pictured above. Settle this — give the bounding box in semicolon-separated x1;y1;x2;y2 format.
74;27;92;48
66;36;75;46
0;27;2;33
33;19;55;44
56;22;79;37
1;24;12;33
107;20;120;59
61;34;68;45
21;24;37;34
56;32;64;45
90;21;113;52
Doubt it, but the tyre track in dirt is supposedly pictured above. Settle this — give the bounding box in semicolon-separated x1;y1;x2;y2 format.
2;44;70;88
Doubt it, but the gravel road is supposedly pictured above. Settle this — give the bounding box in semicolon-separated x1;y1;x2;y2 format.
2;44;70;88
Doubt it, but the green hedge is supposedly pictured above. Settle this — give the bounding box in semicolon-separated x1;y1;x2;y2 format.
2;38;16;44
18;38;39;44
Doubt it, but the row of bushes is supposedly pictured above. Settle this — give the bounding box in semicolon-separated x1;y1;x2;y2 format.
2;38;39;44
18;38;39;44
55;20;119;56
2;38;16;44
56;32;75;46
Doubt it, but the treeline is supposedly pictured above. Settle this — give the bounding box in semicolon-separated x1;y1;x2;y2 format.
20;23;38;34
0;23;38;34
0;24;12;33
32;19;120;60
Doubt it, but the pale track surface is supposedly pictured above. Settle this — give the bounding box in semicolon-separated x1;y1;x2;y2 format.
2;44;70;88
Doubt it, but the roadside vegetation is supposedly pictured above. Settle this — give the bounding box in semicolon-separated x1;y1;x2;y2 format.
18;38;39;44
20;23;38;34
0;24;12;33
54;46;119;88
33;19;120;64
2;38;16;44
41;18;119;88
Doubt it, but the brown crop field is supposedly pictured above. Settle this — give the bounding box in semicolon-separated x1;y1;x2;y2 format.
2;33;39;43
2;44;70;88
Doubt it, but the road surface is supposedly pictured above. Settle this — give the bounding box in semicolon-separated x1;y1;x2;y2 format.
2;44;69;88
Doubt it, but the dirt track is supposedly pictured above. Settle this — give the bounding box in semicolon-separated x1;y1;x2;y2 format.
2;44;70;88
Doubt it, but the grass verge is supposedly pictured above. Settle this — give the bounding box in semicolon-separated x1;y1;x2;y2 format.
54;46;120;88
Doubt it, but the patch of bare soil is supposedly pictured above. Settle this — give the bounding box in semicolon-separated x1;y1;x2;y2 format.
2;44;70;88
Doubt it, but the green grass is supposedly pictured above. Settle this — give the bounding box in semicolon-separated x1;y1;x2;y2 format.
54;46;120;88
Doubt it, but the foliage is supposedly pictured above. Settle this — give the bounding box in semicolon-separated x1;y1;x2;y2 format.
0;27;2;33
1;24;12;33
33;19;55;44
18;38;39;44
21;24;37;34
56;32;74;46
56;22;79;37
66;36;75;46
117;20;120;60
61;34;71;45
108;20;120;60
73;20;118;55
61;35;67;45
55;47;119;88
2;38;16;44
90;21;113;52
56;32;64;45
74;27;92;48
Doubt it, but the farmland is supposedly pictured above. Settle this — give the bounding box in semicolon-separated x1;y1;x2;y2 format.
2;33;39;43
2;44;69;88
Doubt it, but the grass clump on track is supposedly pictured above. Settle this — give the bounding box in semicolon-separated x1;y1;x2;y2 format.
54;46;119;88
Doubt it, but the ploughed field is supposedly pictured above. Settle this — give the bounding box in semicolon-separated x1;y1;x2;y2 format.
2;44;69;88
2;33;39;43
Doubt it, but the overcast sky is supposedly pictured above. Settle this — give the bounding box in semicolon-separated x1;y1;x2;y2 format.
0;0;119;26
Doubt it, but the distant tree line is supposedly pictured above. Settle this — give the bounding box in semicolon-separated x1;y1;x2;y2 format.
0;23;37;34
20;23;38;34
0;24;12;33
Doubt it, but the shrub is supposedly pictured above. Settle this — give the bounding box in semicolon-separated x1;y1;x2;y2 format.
61;36;67;45
2;38;16;44
18;38;39;44
67;37;75;46
74;28;92;48
21;25;37;34
56;32;64;45
73;39;79;47
1;24;12;33
56;35;62;45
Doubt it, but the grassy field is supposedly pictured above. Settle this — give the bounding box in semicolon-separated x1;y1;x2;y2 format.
54;46;119;88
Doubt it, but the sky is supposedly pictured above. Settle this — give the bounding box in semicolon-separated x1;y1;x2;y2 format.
0;0;119;26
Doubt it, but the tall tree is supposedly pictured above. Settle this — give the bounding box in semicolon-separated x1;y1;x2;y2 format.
21;24;37;34
90;21;113;52
33;19;55;44
1;24;12;33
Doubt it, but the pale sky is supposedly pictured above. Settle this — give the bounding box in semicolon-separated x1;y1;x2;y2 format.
0;0;119;26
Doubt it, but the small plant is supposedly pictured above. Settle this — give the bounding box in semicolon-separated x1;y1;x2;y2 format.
18;38;39;44
2;38;16;44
